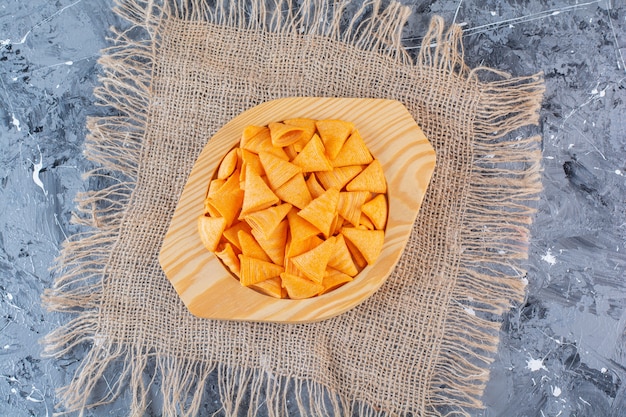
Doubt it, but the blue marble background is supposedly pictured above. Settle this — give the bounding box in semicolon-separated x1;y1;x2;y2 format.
1;0;624;415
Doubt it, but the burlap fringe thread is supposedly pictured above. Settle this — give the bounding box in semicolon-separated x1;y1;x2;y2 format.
42;0;544;416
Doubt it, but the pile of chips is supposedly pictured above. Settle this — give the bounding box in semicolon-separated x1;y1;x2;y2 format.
198;119;388;299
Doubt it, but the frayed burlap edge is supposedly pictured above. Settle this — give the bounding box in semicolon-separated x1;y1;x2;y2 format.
42;0;545;416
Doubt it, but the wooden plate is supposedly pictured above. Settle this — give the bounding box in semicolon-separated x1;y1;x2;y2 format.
159;97;435;323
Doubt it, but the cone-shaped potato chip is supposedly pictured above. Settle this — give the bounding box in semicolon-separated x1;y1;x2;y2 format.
341;228;384;265
240;125;267;148
215;242;241;276
197;215;227;252
238;230;271;262
268;122;307;147
222;221;252;251
290;236;335;284
205;171;244;227
330;130;373;167
217;147;239;180
358;213;375;230
207;178;226;198
241;149;264;183
259;151;301;190
283;118;316;150
346;159;387;193
274;173;312;210
361;193;387;230
240;168;280;216
342;234;368;269
250;277;284;299
284;255;307;278
337;191;369;227
244;203;292;240
241;125;269;148
320;267;354;295
286;208;320;243
305;174;326;199
203;199;221;218
330;214;343;236
242;127;289;160
292;134;333;172
239;255;284;286
315;119;354;159
286;235;324;258
316;165;363;191
283;144;298;160
297;188;339;238
252;219;289;266
283;118;317;141
327;234;359;276
280;272;324;299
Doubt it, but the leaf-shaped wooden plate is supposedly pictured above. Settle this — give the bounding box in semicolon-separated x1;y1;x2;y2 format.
159;97;435;323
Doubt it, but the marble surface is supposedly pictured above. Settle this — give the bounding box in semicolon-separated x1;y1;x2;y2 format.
1;0;624;416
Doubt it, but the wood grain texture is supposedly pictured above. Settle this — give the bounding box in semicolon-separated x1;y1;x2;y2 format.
159;97;436;323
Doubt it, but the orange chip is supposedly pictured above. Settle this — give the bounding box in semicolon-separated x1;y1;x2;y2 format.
242;127;289;160
315;119;354;159
240;125;267;148
239;255;284;286
327;234;359;276
218;169;242;194
319;267;354;295
207;178;225;198
331;130;374;167
217;147;239;180
259;151;301;190
342;234;368;269
330;213;343;236
315;165;363;191
250;277;284;299
337;191;369;227
222;221;252;251
297;188;339;238
361;193;387;230
268;122;308;147
238;230;270;262
286;234;324;258
291;134;333;172
241;149;264;183
341;228;384;265
283;144;299;160
240;126;270;150
205;171;244;227
244;203;292;240
274;173;312;210
215;242;241;276
346;159;386;193
283;119;316;151
358;213;375;230
305;173;326;199
203;199;221;218
197;216;227;252
252;219;289;266
283;118;317;140
280;272;324;299
241;125;267;145
284;256;307;278
290;236;335;284
286;208;320;243
240;168;280;216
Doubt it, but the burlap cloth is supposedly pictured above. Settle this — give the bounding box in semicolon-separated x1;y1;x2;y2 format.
44;0;544;415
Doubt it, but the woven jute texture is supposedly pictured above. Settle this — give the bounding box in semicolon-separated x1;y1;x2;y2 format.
44;0;545;415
